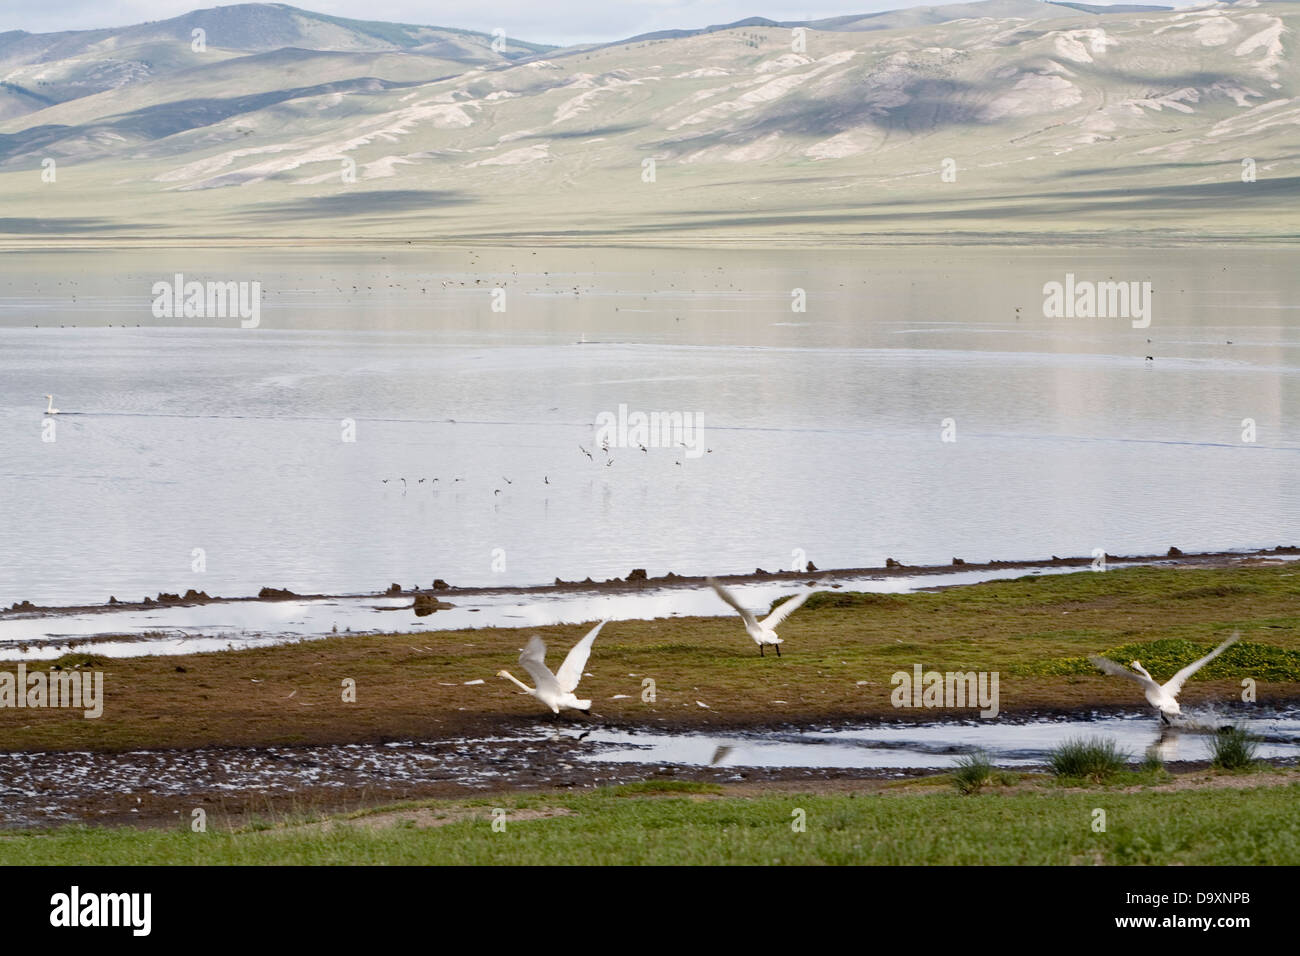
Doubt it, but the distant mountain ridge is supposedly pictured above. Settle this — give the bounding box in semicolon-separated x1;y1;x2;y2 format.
614;0;1174;44
0;3;554;122
0;1;1295;241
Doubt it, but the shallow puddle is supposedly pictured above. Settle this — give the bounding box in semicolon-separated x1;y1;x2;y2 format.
1;709;1296;828
579;709;1300;769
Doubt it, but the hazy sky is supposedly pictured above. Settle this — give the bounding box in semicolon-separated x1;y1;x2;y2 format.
0;0;1183;46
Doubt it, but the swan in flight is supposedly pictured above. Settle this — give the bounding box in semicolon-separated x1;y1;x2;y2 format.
44;394;59;415
497;620;606;714
707;578;815;657
1089;631;1239;724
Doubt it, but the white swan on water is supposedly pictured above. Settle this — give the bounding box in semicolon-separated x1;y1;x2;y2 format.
708;578;816;657
44;394;59;414
1090;631;1239;724
497;620;606;714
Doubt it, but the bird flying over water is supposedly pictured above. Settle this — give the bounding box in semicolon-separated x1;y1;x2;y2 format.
1089;631;1239;724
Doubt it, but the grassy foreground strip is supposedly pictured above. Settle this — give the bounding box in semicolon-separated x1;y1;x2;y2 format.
4;563;1299;751
2;779;1298;865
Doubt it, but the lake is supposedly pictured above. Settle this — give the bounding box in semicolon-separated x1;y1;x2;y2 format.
2;243;1298;608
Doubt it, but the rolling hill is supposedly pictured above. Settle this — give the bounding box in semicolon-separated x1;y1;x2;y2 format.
0;1;1295;241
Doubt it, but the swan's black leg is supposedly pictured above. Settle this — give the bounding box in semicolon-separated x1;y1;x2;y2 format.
775;644;781;657
759;645;764;657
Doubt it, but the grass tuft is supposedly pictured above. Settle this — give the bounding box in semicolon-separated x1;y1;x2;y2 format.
952;750;994;794
1140;749;1165;774
1210;725;1260;771
1050;737;1130;781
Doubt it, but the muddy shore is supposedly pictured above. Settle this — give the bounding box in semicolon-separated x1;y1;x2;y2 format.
4;545;1296;620
4;710;1296;831
2;558;1297;830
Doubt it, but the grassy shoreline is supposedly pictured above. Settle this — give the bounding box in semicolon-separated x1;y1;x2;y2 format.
1;562;1297;753
2;562;1297;861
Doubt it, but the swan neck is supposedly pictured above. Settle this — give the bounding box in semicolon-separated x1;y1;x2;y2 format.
500;671;533;693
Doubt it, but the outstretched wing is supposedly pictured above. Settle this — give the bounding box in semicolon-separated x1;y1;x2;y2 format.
519;636;561;696
1089;655;1158;691
761;589;815;629
555;620;606;694
1164;631;1239;696
708;578;758;630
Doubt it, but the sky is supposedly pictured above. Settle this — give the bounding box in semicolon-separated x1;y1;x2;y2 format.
0;0;1188;46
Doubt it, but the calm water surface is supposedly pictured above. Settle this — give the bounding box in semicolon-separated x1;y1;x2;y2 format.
2;244;1298;607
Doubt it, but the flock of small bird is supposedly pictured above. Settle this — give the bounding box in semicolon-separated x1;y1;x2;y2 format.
380;439;710;497
498;578;1243;725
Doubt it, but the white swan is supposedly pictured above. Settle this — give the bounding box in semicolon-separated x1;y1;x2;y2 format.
707;577;815;657
44;394;59;415
1090;631;1239;723
497;619;606;714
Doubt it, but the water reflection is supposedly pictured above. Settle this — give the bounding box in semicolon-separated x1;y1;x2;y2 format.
0;562;1142;658
578;711;1300;769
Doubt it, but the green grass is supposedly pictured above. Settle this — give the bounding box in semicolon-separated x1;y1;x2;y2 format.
2;783;1298;865
1209;726;1260;771
1050;737;1131;781
608;780;724;796
1025;636;1300;681
50;652;104;670
2;562;1297;753
952;751;994;794
1140;749;1167;776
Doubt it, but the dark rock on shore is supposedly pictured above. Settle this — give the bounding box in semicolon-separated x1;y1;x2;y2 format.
1168;546;1183;557
952;558;965;566
386;583;402;596
257;587;299;600
8;600;37;612
885;558;902;568
627;568;648;583
432;579;450;590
